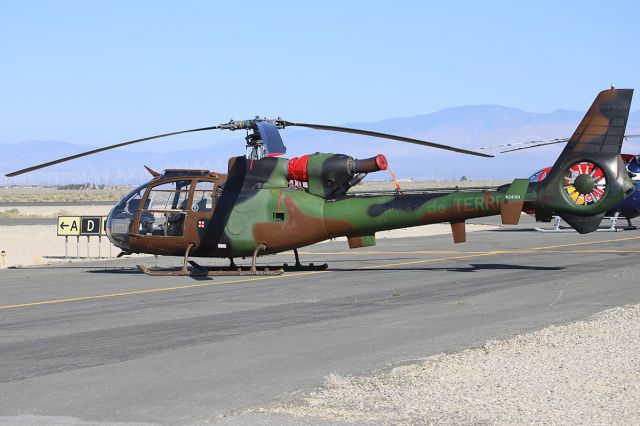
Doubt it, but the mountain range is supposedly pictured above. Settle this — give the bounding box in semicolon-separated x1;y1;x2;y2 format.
2;106;639;186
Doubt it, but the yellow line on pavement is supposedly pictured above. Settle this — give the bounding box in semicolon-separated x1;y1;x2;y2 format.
0;270;328;310
357;252;501;269
531;235;640;250
543;249;640;253
357;247;640;269
295;250;487;255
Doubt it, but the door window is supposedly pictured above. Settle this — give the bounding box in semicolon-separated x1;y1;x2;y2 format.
139;180;192;237
192;181;216;212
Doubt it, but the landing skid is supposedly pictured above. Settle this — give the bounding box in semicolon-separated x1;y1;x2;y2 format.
136;264;283;277
136;243;284;277
187;260;284;276
282;249;328;271
281;263;329;272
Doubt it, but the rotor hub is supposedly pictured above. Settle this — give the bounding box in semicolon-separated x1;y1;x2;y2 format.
574;173;596;194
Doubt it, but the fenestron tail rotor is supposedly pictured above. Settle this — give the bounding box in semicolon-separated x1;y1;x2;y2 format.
5;117;492;177
563;161;607;206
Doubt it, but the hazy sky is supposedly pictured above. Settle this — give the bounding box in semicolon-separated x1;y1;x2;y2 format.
2;0;639;152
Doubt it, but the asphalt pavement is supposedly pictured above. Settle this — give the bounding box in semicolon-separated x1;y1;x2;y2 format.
1;219;640;425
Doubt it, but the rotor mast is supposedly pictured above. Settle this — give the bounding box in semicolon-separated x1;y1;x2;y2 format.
218;117;286;160
245;129;265;160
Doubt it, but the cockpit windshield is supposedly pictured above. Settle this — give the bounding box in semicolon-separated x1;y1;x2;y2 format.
106;181;151;251
122;184;147;215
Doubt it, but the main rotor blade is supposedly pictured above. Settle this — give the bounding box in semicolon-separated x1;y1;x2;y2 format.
480;138;569;150
282;121;493;158
5;125;221;177
500;139;569;153
498;134;640;154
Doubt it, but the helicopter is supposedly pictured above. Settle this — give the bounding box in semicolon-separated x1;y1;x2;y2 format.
6;88;635;276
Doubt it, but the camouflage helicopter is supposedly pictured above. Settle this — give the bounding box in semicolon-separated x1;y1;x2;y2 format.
6;88;635;276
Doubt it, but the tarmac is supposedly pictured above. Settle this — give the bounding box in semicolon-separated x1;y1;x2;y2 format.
1;217;640;425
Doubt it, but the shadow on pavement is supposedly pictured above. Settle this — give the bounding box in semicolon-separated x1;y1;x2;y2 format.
330;263;565;273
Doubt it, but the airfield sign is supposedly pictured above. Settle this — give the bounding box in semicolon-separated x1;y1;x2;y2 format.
81;217;102;235
58;216;110;260
57;216;108;236
57;216;81;236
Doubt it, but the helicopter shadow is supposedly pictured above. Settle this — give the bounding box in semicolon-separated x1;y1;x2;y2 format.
84;262;565;276
88;268;214;281
487;228;544;233
328;263;565;273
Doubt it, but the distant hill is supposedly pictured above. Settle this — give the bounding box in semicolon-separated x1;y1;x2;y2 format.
2;106;639;185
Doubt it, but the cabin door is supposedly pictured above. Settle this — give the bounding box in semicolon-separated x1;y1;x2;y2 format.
129;179;193;255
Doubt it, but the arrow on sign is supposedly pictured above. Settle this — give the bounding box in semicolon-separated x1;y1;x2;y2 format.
57;216;81;236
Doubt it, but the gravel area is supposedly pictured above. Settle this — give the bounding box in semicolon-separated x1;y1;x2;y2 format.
0;205;111;217
0;225;116;267
262;304;640;425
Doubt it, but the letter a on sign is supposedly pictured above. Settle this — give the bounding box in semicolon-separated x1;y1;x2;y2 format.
57;216;81;236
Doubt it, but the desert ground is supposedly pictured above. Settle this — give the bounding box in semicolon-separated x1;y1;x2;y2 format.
264;304;640;424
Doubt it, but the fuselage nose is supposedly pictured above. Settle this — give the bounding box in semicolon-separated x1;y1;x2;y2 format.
105;182;150;253
105;204;132;252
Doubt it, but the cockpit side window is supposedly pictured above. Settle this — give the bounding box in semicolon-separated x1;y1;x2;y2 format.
192;181;215;211
147;180;191;211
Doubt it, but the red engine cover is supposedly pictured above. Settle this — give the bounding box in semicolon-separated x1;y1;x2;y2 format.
287;154;311;181
375;154;388;171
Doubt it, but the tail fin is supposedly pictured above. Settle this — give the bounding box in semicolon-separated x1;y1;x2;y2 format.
536;88;634;233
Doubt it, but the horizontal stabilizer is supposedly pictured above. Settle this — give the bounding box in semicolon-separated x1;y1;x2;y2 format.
500;179;529;225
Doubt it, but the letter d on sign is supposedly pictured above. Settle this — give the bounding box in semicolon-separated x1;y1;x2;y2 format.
81;217;101;235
